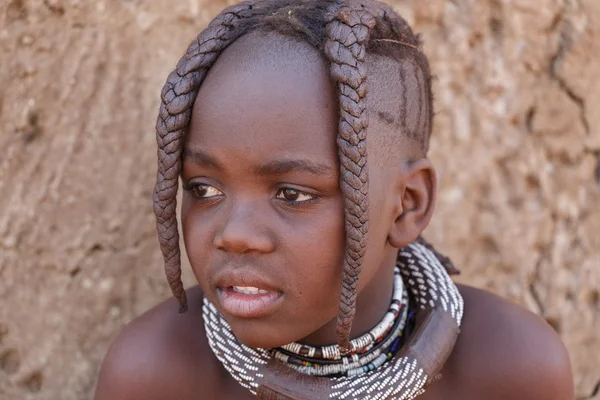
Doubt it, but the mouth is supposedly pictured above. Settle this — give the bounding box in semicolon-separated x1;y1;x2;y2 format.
217;286;282;318
215;272;283;318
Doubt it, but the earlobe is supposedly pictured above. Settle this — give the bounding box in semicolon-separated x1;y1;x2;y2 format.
388;159;437;248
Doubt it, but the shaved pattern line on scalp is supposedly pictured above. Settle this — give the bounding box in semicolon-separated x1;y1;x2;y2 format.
398;61;409;138
153;0;458;351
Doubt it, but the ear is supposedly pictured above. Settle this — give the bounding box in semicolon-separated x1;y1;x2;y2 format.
388;158;437;248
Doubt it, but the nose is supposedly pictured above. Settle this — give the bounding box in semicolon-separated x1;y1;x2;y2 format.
214;201;275;254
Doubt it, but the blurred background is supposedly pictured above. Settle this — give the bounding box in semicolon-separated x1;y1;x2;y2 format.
0;0;598;399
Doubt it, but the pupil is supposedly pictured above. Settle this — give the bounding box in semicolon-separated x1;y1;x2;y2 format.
196;186;207;197
285;189;299;201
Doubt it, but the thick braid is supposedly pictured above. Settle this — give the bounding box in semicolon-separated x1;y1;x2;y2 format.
154;2;260;313
324;1;377;354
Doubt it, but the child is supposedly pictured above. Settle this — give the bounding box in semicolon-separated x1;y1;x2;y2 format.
95;0;574;399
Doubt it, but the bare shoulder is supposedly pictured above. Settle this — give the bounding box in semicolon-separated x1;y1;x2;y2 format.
94;287;222;400
423;284;575;400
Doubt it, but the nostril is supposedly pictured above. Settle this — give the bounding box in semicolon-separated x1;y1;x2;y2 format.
214;226;252;254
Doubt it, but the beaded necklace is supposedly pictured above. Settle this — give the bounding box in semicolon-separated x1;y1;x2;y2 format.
279;269;405;361
203;242;464;399
272;268;409;377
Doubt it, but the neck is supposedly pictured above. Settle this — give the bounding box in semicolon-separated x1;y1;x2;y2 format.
297;248;398;347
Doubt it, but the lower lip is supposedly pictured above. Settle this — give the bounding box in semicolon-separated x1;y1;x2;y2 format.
217;287;283;318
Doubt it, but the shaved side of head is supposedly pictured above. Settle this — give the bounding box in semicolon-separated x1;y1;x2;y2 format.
367;53;432;169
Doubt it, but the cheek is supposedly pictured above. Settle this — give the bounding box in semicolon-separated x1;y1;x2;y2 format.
181;198;213;286
284;202;346;308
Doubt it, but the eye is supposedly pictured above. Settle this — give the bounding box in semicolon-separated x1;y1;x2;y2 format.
185;183;223;199
276;188;316;203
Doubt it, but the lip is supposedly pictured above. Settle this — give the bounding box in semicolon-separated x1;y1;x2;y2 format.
214;270;283;318
218;287;283;318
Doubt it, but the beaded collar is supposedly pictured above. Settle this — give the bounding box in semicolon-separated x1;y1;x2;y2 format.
203;242;464;399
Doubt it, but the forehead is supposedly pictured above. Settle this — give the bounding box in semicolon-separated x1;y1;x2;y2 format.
187;31;338;165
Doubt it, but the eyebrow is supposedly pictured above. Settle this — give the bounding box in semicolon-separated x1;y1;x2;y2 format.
256;159;335;177
183;148;335;177
182;148;224;170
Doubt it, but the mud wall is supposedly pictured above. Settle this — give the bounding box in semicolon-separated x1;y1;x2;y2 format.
0;0;598;399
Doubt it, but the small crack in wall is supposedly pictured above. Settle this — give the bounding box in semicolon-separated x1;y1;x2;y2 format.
550;0;590;135
577;378;600;400
528;258;546;315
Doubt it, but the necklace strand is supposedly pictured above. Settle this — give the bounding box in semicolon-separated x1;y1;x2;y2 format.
278;269;405;362
274;288;410;377
271;268;409;377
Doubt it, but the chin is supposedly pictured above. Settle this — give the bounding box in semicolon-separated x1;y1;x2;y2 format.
229;320;296;349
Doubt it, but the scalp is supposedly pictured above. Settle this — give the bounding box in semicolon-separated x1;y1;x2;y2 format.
204;29;327;82
198;28;431;171
194;30;335;128
367;54;430;167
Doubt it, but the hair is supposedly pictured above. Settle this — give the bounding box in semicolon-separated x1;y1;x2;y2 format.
153;0;458;354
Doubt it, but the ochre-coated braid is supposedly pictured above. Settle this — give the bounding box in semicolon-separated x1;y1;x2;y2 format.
154;2;262;313
323;0;377;354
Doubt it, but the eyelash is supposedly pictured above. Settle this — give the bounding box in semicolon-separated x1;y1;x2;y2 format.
183;182;318;205
182;182;223;201
275;187;318;205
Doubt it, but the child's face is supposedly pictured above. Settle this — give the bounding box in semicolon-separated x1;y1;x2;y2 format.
181;33;398;348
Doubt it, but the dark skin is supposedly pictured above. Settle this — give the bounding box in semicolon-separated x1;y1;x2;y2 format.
95;34;574;399
96;285;573;400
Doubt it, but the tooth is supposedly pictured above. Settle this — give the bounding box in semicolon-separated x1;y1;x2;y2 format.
233;286;266;295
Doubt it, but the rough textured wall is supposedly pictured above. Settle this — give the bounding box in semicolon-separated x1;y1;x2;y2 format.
0;0;598;399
